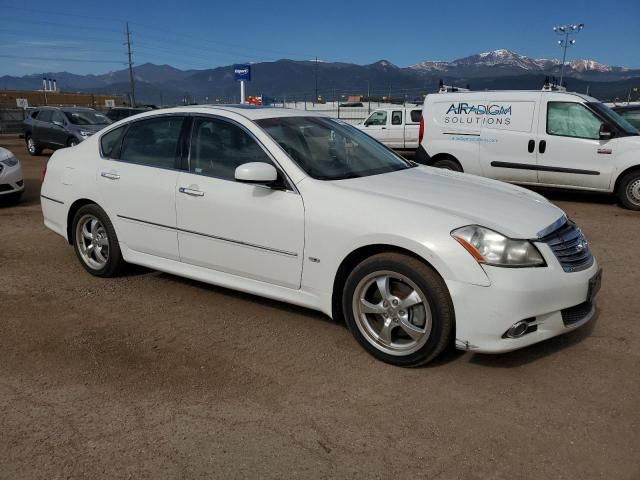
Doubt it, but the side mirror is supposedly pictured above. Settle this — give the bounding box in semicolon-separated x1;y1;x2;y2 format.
599;123;614;140
235;162;278;185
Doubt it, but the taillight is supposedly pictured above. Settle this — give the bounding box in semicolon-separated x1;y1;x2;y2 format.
418;116;425;144
41;161;48;182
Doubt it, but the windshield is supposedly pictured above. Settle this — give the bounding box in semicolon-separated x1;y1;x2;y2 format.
64;111;111;125
256;116;414;180
588;102;639;136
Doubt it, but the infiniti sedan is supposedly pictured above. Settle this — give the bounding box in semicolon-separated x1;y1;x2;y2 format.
40;106;601;366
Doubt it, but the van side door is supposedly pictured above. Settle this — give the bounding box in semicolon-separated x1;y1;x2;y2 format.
479;94;540;183
535;99;615;190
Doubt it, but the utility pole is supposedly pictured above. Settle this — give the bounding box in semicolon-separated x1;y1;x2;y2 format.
553;23;584;87
125;22;136;106
367;80;371;114
314;56;318;105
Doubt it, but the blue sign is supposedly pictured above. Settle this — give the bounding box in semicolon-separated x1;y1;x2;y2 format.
234;64;251;82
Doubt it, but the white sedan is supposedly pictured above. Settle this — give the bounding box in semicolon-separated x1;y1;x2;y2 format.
40;106;602;366
0;147;24;203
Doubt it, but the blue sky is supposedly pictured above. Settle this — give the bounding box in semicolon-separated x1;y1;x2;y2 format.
1;0;639;76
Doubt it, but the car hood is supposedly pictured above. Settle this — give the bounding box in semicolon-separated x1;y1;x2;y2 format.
0;147;13;161
333;166;565;239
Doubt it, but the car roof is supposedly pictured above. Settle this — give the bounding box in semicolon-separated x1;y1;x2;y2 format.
39;106;97;112
127;105;330;121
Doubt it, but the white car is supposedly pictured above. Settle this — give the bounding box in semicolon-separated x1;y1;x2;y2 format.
0;147;24;203
417;90;640;209
357;107;422;150
41;106;601;366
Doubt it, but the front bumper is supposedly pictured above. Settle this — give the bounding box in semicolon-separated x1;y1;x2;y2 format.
447;244;600;353
0;163;25;196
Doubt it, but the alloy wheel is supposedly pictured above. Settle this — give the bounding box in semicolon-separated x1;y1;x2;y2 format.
352;270;432;356
75;214;110;270
626;178;640;207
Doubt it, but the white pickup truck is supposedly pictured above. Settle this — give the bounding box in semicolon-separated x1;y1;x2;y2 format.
356;107;423;150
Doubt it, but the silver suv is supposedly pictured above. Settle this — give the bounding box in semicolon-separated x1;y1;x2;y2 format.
23;107;111;155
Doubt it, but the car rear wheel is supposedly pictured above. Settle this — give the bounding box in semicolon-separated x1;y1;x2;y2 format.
342;253;454;367
25;136;42;156
72;204;124;277
617;170;640;210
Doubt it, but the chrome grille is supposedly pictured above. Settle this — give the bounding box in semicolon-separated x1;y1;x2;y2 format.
539;220;593;273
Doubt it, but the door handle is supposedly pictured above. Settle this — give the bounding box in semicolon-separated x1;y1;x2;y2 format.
179;187;204;197
381;127;386;130
100;172;120;180
539;140;547;154
527;140;535;153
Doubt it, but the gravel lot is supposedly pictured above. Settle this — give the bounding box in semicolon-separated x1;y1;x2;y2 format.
1;135;638;480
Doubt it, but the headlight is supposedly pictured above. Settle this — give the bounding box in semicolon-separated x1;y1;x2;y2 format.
451;225;545;267
0;155;19;167
79;130;92;137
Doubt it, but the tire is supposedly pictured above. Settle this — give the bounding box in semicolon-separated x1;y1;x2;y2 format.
25;135;42;156
67;137;80;147
433;158;462;172
342;252;454;367
72;204;124;277
617;170;640;210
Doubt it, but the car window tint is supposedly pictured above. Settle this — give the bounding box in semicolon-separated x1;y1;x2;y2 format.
547;102;601;139
52;111;65;124
619;110;640;129
366;111;387;126
391;111;402;125
190;117;273;181
410;110;422;123
100;126;126;158
37;110;52;123
120;116;184;169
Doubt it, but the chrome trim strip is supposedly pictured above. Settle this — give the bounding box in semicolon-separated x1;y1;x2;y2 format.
40;194;64;205
117;215;298;257
536;215;567;239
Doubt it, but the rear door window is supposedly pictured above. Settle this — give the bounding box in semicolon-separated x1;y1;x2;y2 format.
391;111;403;125
119;116;185;169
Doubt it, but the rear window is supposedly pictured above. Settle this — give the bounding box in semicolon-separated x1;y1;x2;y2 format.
409;110;422;123
100;125;126;158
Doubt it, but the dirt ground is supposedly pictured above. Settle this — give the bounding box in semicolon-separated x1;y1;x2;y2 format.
1;135;638;480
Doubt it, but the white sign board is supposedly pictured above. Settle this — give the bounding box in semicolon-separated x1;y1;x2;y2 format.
105;99;115;108
16;98;29;108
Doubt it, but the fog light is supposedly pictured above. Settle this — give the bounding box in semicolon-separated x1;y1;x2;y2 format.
506;320;529;338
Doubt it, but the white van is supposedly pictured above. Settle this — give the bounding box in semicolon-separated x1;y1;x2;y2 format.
357;107;423;150
417;90;640;209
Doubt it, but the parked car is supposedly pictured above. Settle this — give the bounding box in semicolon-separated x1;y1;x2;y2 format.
105;107;152;122
24;107;111;155
41;106;601;366
356;107;423;150
416;90;640;209
0;147;24;203
611;104;640;131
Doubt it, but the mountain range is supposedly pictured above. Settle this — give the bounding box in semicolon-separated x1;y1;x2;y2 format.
1;49;638;104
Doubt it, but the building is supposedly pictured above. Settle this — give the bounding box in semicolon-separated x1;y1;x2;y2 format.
0;89;124;109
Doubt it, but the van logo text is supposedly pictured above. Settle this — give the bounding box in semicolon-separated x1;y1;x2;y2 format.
446;103;512;116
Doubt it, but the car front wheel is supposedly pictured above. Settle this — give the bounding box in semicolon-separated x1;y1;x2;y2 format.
72;204;124;277
26;136;42;156
342;253;454;367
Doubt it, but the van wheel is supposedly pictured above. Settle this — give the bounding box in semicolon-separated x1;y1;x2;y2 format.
433;158;462;172
342;252;454;367
617;170;640;210
25;135;42;156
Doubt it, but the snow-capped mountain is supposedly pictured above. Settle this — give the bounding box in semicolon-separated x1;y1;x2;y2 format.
410;49;632;78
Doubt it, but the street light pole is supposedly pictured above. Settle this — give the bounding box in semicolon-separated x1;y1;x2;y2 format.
553;23;584;87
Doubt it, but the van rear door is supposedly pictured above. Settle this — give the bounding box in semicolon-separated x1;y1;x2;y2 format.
479;92;540;183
